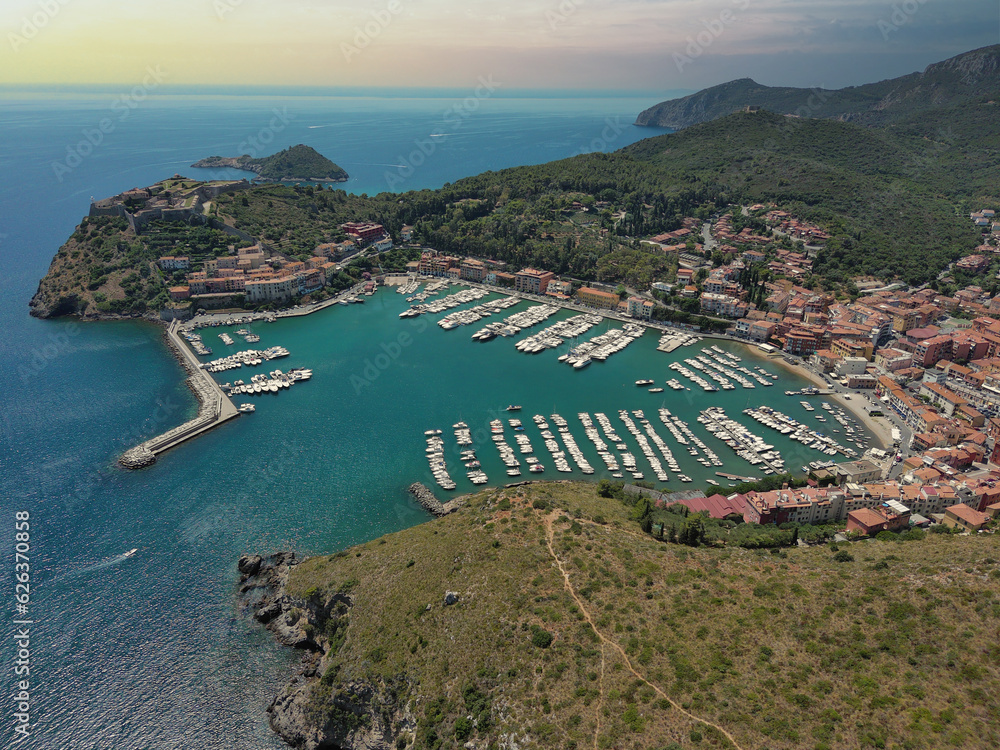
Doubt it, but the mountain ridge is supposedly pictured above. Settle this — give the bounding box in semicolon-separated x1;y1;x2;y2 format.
635;44;1000;130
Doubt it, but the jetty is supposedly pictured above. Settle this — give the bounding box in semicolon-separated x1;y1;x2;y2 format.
716;471;758;482
407;482;464;516
119;320;239;469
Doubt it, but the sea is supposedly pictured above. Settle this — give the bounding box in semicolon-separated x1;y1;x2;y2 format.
0;88;860;749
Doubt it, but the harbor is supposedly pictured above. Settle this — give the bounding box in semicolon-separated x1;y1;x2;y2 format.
120;282;881;486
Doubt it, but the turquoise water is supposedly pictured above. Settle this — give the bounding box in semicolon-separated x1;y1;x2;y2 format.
0;91;853;749
200;291;842;495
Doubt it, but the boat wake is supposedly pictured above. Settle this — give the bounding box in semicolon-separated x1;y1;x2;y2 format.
49;549;139;583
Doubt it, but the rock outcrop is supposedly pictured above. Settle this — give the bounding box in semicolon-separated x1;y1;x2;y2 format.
238;552;415;750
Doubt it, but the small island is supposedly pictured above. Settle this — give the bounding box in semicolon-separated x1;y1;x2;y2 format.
192;144;349;183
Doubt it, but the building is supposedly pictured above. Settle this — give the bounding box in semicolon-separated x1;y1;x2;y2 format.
835;357;868;377
245;276;296;304
315;240;356;259
514;268;554;295
919;382;967;417
846;502;910;536
830;337;873;361
627;296;655;320
485;271;516;288
547;279;573;296
400;225;414;242
956;254;989;273
158;256;190;271
875;348;913;372
942;504;989;532
784;329;821;357
742;487;848;526
748;321;776;343
418;252;460;276
913;335;953;368
846;374;878;389
811;349;841;373
459;259;488;282
340;222;388;247
700;293;748;318
834;459;883;485
576;286;620;309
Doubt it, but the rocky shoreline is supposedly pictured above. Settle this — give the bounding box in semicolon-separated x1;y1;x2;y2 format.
238;552;413;750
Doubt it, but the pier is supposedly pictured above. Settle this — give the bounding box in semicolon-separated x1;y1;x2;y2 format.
716;471;758;482
119;320;239;469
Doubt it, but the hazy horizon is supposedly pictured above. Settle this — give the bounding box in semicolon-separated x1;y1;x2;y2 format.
3;0;998;93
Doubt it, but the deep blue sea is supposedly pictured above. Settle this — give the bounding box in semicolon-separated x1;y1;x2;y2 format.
0;89;837;749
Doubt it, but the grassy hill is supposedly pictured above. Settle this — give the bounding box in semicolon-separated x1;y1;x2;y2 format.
635;45;1000;130
262;481;1000;750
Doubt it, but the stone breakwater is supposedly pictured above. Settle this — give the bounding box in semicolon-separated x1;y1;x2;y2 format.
407;482;465;516
119;320;239;468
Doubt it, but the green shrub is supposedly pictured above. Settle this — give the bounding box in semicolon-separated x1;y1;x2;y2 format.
622;704;645;732
833;550;854;563
454;716;473;741
531;627;554;649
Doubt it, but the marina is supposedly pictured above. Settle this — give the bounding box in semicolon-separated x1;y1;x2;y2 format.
398;287;490;318
424;430;457;490
697;406;786;474
744;405;859;458
201;346;290;372
223;368;312;397
472;303;559;340
437;295;521;329
124;286;878;485
562;323;645;367
516;313;602;353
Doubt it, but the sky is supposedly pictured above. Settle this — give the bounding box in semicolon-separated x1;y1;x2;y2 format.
2;0;998;94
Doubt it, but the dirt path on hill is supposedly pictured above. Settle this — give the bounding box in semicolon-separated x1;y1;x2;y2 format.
541;512;746;750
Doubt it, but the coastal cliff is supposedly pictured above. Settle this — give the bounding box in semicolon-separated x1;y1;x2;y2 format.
241;481;1000;750
238;552;413;750
191;144;349;182
29;226;164;320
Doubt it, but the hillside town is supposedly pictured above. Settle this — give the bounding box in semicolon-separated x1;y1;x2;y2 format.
151;195;1000;538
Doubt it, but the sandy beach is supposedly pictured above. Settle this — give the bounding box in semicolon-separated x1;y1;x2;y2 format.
770;356;895;452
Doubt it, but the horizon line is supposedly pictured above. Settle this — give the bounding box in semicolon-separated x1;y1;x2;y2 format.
0;83;694;100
